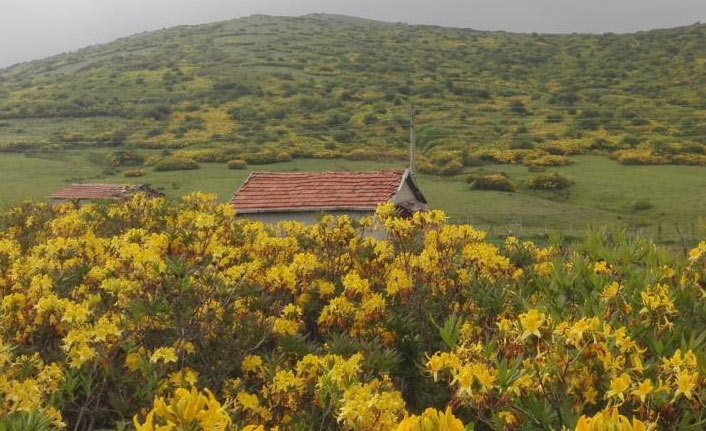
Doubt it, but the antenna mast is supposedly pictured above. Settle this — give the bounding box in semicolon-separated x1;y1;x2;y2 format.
409;105;416;174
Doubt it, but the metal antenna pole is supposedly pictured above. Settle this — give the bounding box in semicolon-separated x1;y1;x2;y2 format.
410;105;416;174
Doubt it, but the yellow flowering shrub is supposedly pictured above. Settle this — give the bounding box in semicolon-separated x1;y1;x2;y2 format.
1;196;706;430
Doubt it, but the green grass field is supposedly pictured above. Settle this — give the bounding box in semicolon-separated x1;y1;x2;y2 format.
2;150;705;242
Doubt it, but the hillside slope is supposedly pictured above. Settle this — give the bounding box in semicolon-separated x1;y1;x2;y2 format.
1;14;706;166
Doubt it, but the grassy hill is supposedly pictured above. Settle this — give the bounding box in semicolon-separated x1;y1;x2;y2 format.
2;14;706;243
1;14;706;168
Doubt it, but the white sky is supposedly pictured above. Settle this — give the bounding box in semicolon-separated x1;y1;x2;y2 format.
2;0;705;68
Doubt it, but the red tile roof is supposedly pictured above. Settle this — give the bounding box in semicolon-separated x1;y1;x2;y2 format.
50;183;155;200
231;170;412;213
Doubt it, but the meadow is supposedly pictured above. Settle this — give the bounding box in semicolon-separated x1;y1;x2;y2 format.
3;150;706;243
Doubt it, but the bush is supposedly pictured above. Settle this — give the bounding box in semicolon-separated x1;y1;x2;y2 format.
105;151;145;167
140;104;172;121
468;174;516;192
153;156;199;171
174;149;235;163
3;197;706;430
611;149;670;165
275;151;292;162
416;160;438;174
524;155;573;167
507;99;528;115
429;151;465;176
437;158;464;176
227;159;248;170
526;171;574;190
244;152;279;165
345;149;379;161
509;138;534;150
123;168;146;177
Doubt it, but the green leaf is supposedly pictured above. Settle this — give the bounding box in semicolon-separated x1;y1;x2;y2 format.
431;313;464;350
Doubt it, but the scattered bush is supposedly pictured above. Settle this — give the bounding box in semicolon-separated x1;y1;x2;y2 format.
611;149;670;165
527;171;574;190
227;159;248;169
153;156;199;171
140;104;172;121
467;173;516;192
105;150;145;167
429;151;465;176
173;149;240;163
509;138;534;150
244;151;292;165
416;160;439;175
123;168;146;177
437;158;464;176
524;155;573;167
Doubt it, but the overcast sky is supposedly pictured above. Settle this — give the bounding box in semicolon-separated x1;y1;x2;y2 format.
2;0;706;68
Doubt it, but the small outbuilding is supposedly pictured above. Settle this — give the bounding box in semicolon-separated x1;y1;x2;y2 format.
50;183;163;205
230;169;428;224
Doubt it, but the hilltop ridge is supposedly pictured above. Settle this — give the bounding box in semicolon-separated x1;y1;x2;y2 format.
0;13;705;168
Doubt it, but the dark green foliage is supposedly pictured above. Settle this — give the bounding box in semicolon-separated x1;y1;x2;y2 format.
527;171;574;190
467;173;517;192
105;150;145;167
140;104;172;121
124;168;146;177
244;151;292;164
510;138;534;150
226;159;248;169
0;411;55;431
153;156;199;171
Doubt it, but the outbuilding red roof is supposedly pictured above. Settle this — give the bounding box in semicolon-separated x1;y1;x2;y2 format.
231;170;418;213
50;183;160;200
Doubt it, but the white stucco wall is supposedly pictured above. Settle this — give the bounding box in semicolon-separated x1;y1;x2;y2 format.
239;210;374;225
393;181;417;204
237;210;387;238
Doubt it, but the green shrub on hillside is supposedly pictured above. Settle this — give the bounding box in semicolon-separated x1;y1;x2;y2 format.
105;150;144;167
527;171;574;190
153;156;199;171
467;173;516;192
227;159;248;169
524;155;573;167
429;151;465;176
123;168;146;177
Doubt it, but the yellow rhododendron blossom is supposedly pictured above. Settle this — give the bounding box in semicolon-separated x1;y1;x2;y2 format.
519;309;546;340
150;347;178;364
396;407;464;431
575;408;649;431
134;387;230;431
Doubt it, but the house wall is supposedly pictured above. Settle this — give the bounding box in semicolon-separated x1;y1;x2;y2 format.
239;210;374;225
50;198;94;208
393;181;418;204
237;210;388;238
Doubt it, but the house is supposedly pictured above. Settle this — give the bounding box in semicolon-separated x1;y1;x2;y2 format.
230;170;428;224
49;183;163;205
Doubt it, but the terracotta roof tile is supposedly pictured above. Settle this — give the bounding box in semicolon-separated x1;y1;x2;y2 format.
231;170;408;213
50;183;148;200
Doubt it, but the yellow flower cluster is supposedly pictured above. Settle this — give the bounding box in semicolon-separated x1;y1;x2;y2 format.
134;387;231;431
575;408;650;431
2;194;706;430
